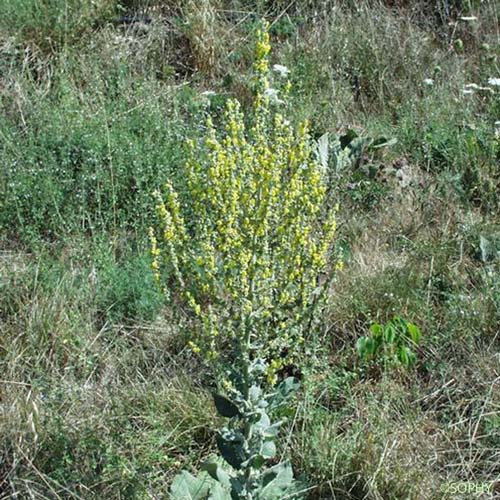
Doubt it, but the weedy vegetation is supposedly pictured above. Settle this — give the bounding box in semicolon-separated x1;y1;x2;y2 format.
0;1;498;499
357;317;422;370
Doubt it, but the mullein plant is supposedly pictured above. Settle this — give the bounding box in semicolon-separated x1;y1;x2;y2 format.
150;21;340;500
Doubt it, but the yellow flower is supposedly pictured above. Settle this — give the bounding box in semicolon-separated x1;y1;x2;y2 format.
149;19;339;369
266;358;283;385
188;341;201;355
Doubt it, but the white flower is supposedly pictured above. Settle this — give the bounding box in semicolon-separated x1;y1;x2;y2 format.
272;64;290;77
263;88;284;104
487;78;500;86
463;84;492;93
423;78;434;86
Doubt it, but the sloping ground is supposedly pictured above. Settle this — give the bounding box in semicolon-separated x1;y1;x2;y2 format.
0;1;498;498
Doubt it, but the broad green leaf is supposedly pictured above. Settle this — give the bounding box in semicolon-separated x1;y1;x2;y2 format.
372;137;397;149
254;410;271;430
270;377;300;410
213;393;240;418
316;132;329;171
259;461;295;499
202;462;233;489
362;336;377;356
263;421;282;438
208;482;232;500
246;454;266;469
260;440;277;459
339;128;358;149
356;336;367;357
261;467;279;488
229;477;244;498
216;431;246;470
249;385;262;403
370;323;383;338
383;325;396;344
398;346;409;367
406;323;421;344
277;377;300;398
170;471;210;500
400;346;416;367
262;463;286;488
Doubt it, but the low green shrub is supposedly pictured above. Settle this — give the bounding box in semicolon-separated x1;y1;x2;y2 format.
0;0;116;52
96;251;163;324
0;70;187;242
357;316;422;369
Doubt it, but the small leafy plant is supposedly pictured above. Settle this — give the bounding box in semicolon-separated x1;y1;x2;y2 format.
170;374;301;500
356;316;422;369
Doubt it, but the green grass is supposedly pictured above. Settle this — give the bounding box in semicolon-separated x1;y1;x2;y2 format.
1;0;499;498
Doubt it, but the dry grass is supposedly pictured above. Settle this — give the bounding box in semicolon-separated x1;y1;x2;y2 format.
0;0;498;497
